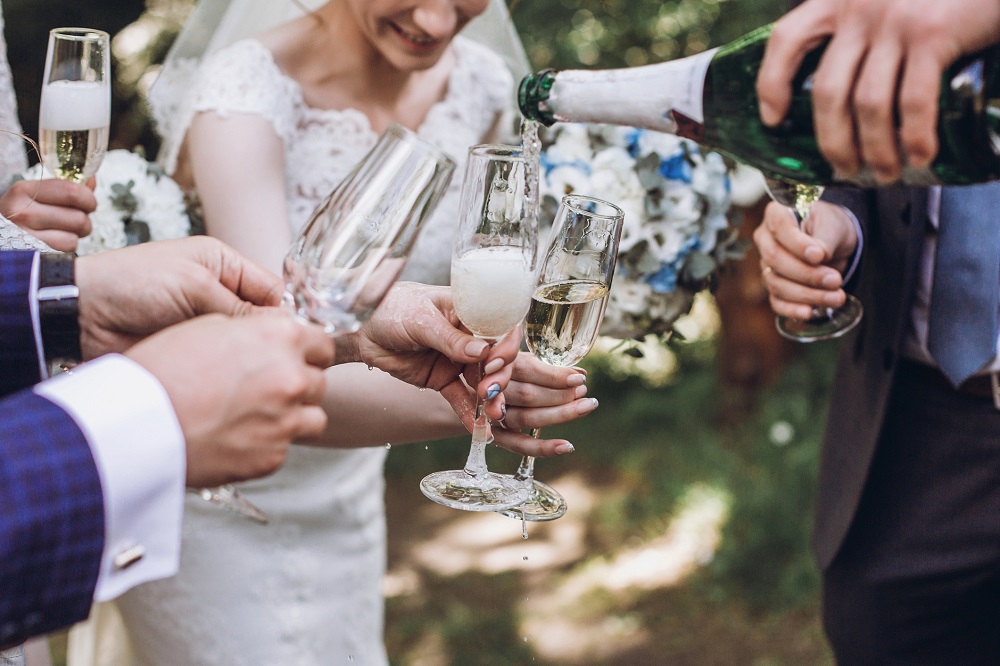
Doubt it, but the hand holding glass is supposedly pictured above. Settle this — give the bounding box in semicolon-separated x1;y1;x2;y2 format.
39;28;110;183
499;194;623;522
420;145;538;511
199;124;456;522
764;177;863;342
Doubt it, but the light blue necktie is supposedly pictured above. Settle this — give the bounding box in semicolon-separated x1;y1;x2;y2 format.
927;183;1000;387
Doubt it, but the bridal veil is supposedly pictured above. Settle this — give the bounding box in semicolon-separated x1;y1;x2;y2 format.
149;0;532;172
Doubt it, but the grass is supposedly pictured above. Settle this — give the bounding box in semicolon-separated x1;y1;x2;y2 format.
383;333;838;664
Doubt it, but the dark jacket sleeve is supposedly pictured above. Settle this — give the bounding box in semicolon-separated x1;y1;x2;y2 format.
0;250;45;396
0;389;105;646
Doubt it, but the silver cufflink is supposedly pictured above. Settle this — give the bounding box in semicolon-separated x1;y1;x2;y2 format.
113;545;145;570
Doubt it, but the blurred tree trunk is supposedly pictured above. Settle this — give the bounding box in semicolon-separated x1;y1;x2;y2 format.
715;197;797;412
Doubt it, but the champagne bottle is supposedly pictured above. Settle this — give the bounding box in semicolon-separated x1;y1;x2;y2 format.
519;24;1000;187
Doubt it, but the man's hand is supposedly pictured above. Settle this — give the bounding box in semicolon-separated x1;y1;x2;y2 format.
757;0;1000;183
124;314;333;487
1;177;95;252
76;236;284;359
337;282;519;421
752;201;858;320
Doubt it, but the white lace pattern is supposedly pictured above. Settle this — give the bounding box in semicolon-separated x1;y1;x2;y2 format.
0;0;28;189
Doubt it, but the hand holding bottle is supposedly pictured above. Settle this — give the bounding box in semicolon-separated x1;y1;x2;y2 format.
753;200;858;322
757;0;1000;184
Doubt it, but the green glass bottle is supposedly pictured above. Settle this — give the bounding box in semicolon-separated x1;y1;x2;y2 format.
519;24;1000;187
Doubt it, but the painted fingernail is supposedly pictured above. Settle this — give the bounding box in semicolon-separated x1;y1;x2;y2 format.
566;373;587;387
486;383;501;400
574;384;589;398
465;340;488;357
554;442;575;455
483;358;504;375
578;397;599;414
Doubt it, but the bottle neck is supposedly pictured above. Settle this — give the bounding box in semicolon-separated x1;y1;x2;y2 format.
518;49;718;134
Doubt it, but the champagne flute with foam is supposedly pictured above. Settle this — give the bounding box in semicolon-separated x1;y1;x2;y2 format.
420;144;538;512
38;28;110;183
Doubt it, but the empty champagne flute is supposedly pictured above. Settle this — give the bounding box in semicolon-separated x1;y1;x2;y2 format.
199;124;455;522
420;144;538;511
764;177;863;341
499;194;623;522
39;28;110;183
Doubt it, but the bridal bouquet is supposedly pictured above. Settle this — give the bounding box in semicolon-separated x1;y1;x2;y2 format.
17;148;192;255
539;124;756;340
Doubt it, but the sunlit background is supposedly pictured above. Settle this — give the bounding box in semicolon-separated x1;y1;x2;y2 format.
5;0;840;662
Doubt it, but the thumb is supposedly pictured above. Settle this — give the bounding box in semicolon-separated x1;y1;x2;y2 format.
411;311;490;364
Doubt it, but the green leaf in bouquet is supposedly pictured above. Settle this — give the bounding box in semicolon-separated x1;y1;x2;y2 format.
635;153;662;190
682;251;717;283
633;245;663;275
124;219;150;246
109;180;139;217
623;345;645;358
723;238;751;261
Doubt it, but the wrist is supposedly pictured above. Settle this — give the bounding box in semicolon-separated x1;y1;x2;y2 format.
332;331;361;365
38;253;82;369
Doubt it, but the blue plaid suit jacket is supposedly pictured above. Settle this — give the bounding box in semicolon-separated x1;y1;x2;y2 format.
1;250;105;646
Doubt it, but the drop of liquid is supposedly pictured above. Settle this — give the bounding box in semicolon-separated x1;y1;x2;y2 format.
385;443;392;450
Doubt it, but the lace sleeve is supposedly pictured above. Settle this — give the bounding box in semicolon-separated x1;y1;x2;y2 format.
0;5;28;190
154;40;300;175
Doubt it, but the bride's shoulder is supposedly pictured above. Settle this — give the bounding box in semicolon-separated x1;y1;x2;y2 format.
199;39;283;82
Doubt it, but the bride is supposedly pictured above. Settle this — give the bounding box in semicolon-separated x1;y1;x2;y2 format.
69;1;598;664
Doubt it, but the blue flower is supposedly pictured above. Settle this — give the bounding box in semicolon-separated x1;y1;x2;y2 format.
659;153;692;183
645;263;678;293
540;151;591;178
625;128;644;158
644;235;702;293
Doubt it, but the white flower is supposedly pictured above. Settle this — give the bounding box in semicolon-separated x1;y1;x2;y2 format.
538;124;742;340
544;164;591;199
19;149;191;256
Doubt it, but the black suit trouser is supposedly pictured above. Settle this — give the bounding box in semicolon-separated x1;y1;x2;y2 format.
823;359;1000;665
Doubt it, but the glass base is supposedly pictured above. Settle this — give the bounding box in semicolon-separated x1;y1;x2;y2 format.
775;294;863;342
497;478;567;522
420;470;531;512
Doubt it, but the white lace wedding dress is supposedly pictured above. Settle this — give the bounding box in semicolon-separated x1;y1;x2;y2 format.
109;36;514;666
0;2;50;254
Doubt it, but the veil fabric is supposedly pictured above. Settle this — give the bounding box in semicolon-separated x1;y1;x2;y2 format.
149;0;531;169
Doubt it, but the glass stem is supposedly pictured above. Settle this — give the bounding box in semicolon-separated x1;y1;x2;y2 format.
463;361;492;479
513;428;542;482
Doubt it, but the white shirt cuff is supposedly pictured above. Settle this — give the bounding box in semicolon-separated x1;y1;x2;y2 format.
34;354;186;601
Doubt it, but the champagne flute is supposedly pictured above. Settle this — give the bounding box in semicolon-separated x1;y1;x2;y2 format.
199;124;456;523
499;194;623;522
38;28;110;183
764;177;863;341
420;144;538;512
